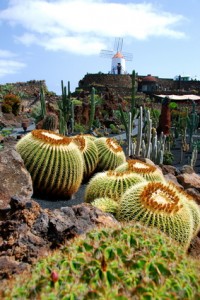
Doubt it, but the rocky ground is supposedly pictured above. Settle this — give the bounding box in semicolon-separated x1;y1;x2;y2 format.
0;136;200;283
0;112;200;283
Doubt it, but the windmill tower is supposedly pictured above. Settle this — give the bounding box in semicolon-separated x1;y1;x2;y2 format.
100;37;133;74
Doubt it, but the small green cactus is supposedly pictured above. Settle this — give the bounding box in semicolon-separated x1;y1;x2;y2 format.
5;225;200;299
91;197;119;214
72;134;99;180
85;170;146;203
94;137;126;171
115;159;165;182
117;181;194;247
42;113;58;131
16;129;84;199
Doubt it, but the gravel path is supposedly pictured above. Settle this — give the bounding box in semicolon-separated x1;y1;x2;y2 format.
32;184;87;210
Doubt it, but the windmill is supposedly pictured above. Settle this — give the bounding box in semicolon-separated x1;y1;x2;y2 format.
100;37;133;74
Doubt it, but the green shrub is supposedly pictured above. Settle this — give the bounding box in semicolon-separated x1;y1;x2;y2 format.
2;93;21;115
2;103;12;113
4;224;200;299
163;150;174;165
109;123;120;134
74;122;87;134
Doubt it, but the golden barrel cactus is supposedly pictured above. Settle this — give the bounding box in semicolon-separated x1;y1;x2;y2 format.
16;129;84;199
115;159;165;182
91;197;119;214
117;181;194;247
94;137;126;171
72;134;99;181
85;170;146;203
168;182;200;236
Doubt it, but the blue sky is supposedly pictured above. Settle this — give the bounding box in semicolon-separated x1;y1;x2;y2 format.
0;0;199;94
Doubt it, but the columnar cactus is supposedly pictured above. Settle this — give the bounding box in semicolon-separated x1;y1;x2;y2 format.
16;129;84;199
94;137;126;171
72;134;98;180
115;159;165;182
88;87;96;131
84;170;146;203
117;181;194;246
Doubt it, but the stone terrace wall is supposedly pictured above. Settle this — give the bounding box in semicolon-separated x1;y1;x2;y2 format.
78;74;132;97
0;80;47;98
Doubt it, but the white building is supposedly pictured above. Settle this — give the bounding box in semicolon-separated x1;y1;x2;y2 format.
111;52;126;74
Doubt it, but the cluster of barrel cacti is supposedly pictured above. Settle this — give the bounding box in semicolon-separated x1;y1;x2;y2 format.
16;130;126;199
16;127;200;247
88;158;200;247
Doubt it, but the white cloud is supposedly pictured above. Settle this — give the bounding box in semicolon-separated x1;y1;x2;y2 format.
0;49;26;77
0;59;26;77
0;49;17;58
0;0;186;55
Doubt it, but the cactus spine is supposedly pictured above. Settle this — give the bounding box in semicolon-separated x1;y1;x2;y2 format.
88;87;96;131
71;101;74;134
135;106;143;156
187;101;199;145
168;182;200;236
58;80;72;135
91;197;119;214
72;134;99;180
16;129;84;199
119;70;138;142
94;137;126;171
40;85;46;119
115;159;165;182
117;181;194;247
42;113;58;131
131;106;166;164
85;170;146;203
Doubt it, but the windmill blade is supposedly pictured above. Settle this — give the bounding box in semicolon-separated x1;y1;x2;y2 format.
122;52;133;61
100;49;114;58
114;37;123;52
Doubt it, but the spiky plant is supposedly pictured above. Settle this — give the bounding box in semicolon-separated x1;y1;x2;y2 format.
72;134;99;180
83;134;98;141
117;181;194;247
115;159;165;182
16;129;84;199
42;113;58;131
94;137;126;171
85;170;146;203
168;182;200;236
91;197;119;214
4;225;200;299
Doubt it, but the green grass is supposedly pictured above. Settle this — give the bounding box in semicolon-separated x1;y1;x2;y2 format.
3;223;200;300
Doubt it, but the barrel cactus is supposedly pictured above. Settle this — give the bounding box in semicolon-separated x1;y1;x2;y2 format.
42;113;58;131
83;134;98;141
16;129;84;199
117;181;194;247
115;159;165;182
91;197;119;214
85;170;146;203
94;137;126;171
72;134;98;181
168;182;200;236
